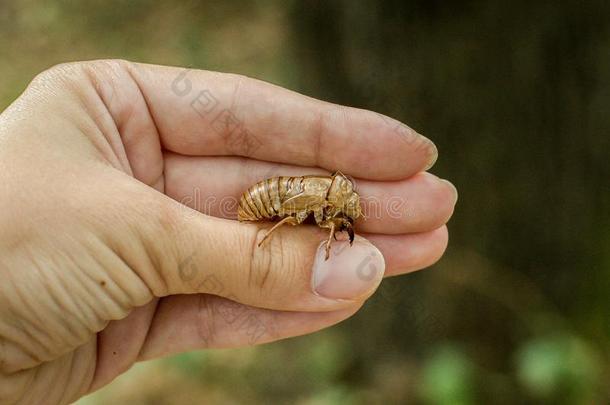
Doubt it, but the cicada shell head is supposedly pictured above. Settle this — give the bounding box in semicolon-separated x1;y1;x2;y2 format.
328;171;363;222
344;191;363;221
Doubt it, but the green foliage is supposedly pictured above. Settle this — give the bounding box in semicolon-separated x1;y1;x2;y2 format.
515;334;600;403
298;332;350;383
420;345;475;405
0;0;607;403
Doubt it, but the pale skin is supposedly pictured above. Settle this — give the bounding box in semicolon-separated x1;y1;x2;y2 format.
0;60;457;404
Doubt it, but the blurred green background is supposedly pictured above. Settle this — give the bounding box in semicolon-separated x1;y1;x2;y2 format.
1;1;609;404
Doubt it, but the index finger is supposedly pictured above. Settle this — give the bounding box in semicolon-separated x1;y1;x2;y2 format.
128;62;437;180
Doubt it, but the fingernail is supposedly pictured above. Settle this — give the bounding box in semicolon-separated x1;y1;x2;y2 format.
441;179;458;204
312;236;385;300
424;141;438;171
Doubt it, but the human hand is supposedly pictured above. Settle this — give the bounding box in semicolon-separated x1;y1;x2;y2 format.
0;60;457;404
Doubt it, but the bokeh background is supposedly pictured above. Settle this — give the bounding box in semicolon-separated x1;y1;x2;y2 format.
1;1;609;404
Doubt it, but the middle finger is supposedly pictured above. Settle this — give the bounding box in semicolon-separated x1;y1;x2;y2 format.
164;154;457;234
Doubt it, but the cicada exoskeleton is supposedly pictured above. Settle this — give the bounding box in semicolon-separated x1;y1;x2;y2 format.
238;171;363;260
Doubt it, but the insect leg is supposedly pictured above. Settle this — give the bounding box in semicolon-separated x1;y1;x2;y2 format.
313;208;325;225
258;216;298;247
346;224;355;245
333;217;346;241
323;221;336;261
295;210;310;224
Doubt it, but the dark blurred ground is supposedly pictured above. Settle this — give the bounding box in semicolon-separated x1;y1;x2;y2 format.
1;1;609;404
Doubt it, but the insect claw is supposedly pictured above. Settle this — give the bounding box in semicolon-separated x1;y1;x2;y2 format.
257;233;270;247
324;221;336;261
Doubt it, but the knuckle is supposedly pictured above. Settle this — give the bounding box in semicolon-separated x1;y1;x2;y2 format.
113;193;184;297
28;59;132;94
145;200;185;294
29;61;88;92
80;59;134;80
227;72;249;82
249;227;279;291
248;226;298;294
14;59;137;120
223;72;250;87
35;61;84;80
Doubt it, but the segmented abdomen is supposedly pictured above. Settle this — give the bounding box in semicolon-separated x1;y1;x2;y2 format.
238;176;299;221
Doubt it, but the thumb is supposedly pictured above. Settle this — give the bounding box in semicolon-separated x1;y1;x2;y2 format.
150;193;386;312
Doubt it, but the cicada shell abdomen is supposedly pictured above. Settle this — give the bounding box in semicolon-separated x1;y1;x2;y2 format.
237;176;298;221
